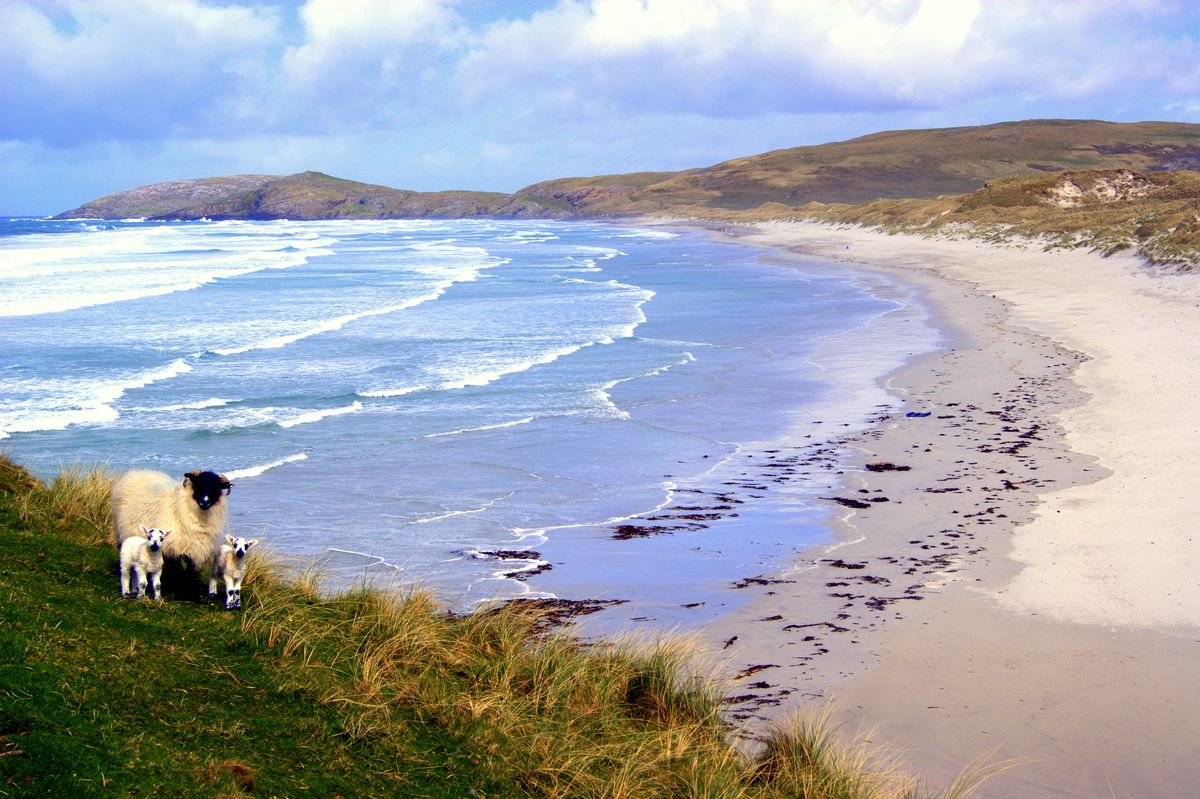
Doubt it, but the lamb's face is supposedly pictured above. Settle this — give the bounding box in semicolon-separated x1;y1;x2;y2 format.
142;527;171;551
184;470;232;511
226;534;259;559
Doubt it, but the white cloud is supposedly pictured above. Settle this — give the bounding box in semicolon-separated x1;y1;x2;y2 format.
4;0;1197;148
3;0;1200;214
457;0;1200;117
284;0;464;85
0;0;279;145
457;0;995;114
267;0;474;131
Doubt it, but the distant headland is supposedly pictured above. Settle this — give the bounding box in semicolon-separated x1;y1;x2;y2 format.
57;119;1200;267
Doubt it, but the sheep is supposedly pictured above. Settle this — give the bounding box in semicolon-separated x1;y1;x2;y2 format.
119;526;171;601
111;469;233;576
209;535;259;610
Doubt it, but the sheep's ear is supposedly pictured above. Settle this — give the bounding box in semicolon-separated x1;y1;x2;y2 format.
139;524;150;534
182;471;197;486
226;534;235;545
219;474;233;493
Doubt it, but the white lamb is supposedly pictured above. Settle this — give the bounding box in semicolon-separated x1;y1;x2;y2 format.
209;535;259;610
119;526;171;601
111;469;233;574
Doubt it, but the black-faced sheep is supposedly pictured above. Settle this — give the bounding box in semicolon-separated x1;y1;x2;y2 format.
111;469;233;574
119;526;171;601
209;535;259;610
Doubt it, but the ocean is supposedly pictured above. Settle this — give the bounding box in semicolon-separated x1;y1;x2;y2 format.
0;217;938;627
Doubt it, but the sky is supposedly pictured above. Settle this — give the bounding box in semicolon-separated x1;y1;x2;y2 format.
2;0;1199;214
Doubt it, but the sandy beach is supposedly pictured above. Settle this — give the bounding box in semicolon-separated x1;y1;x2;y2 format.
700;222;1200;797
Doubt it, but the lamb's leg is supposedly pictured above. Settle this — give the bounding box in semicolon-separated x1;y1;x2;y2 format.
151;570;164;603
120;564;131;598
224;572;239;610
134;565;148;599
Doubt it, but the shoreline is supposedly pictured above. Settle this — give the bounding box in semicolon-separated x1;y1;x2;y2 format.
687;221;1200;797
512;233;939;633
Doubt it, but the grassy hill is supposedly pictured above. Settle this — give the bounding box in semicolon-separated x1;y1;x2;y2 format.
58;120;1200;223
57;172;510;221
507;119;1200;216
0;456;993;798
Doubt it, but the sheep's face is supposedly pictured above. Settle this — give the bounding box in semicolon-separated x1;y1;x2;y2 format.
183;470;233;511
139;526;171;551
226;534;259;559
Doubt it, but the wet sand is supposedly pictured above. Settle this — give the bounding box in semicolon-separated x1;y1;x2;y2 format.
698;222;1200;798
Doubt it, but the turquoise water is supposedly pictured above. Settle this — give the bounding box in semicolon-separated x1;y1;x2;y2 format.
0;217;937;622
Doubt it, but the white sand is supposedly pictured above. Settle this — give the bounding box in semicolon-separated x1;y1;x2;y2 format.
701;221;1200;797
748;222;1200;628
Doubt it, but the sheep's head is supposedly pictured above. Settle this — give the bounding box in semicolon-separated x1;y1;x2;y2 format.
183;470;233;511
139;525;172;551
225;534;259;559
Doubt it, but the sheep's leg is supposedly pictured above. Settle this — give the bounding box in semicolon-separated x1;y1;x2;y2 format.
151;570;164;602
208;567;219;599
224;572;240;610
120;565;131;598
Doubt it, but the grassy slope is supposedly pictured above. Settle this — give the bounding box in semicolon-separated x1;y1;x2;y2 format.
0;461;507;798
0;458;994;799
163;172;509;221
511;119;1200;215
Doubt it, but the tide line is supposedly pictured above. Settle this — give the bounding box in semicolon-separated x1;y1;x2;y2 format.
211;254;505;357
226;452;309;480
421;417;536;439
213;295;440;356
412;490;517;525
278;401;363;429
0;356;194;439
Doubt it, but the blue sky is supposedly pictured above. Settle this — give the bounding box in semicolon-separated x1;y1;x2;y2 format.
2;0;1199;214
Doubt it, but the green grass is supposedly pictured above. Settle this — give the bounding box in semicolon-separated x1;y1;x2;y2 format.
0;456;996;798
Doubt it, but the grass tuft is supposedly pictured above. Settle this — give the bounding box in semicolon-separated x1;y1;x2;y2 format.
1;453;114;545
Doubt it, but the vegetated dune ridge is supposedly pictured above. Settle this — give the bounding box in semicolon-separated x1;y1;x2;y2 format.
771;168;1200;268
57;118;1200;222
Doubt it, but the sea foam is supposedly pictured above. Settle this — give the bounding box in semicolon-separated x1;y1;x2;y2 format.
226;452;309;480
278;401;364;429
0;357;193;438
